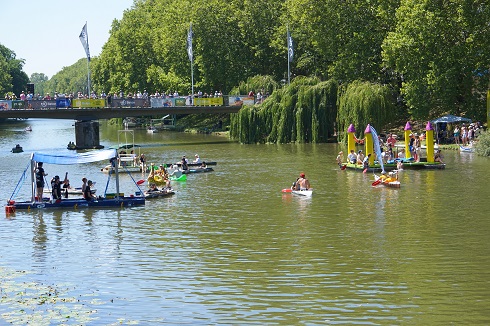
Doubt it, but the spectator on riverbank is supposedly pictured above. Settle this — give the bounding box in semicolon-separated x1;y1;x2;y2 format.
386;134;396;148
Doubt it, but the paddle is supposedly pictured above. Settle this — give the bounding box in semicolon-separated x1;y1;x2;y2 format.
372;179;381;186
281;188;292;193
136;179;145;185
340;164;346;170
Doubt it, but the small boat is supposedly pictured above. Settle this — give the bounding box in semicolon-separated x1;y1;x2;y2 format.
11;144;23;153
459;145;474;153
182;167;214;174
147;175;169;186
147;125;159;133
144;188;175;199
172;161;217;167
372;172;401;188
170;174;187;181
292;189;313;197
102;130;148;173
281;188;313;197
341;162;397;172
67;142;77;150
25;126;32;132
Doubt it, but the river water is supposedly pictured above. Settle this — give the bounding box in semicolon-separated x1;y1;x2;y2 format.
1;119;490;325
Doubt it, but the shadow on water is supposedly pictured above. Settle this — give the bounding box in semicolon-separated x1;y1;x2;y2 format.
140;140;237;148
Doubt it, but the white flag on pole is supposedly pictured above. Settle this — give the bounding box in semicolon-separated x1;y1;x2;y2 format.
287;29;294;63
79;23;91;61
187;23;193;62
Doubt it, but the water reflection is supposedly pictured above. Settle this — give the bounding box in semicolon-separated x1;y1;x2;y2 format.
2;120;490;324
32;212;47;260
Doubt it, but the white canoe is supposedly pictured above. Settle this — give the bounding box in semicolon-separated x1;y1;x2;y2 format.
459;145;474;153
291;189;313;197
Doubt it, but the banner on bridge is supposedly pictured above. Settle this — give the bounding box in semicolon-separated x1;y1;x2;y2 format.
72;99;106;108
0;100;11;110
229;96;254;107
56;98;72;108
194;97;224;106
110;98;147;108
30;100;57;109
150;97;189;107
12;100;25;109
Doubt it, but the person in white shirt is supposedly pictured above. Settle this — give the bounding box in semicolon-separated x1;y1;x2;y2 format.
194;154;201;163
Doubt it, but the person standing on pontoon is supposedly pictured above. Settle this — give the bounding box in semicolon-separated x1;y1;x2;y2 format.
35;162;47;201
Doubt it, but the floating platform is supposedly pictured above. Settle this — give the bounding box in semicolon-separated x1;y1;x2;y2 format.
342;160;445;172
342;163;397;172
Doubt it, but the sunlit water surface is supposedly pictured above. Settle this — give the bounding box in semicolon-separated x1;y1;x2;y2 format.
1;119;490;325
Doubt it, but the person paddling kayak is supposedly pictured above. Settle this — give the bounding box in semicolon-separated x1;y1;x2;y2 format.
292;172;311;190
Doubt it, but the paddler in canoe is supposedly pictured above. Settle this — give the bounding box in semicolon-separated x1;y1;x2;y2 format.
148;163;171;188
291;172;311;191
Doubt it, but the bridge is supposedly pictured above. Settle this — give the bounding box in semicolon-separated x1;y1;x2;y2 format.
0;96;247;149
0;106;241;120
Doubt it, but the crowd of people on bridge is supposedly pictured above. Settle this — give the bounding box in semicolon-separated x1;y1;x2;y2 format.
0;86;278;103
2;87;274;108
2;89;226;101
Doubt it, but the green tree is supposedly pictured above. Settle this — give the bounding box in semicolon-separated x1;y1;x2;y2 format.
0;56;12;96
287;0;399;82
0;43;29;96
29;73;49;98
382;0;490;121
337;80;395;142
44;59;92;96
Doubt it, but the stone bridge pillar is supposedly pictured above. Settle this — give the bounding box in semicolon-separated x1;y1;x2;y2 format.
75;120;104;149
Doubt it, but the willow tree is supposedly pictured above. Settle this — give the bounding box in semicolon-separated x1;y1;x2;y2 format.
337;80;395;143
230;75;280;96
230;77;338;144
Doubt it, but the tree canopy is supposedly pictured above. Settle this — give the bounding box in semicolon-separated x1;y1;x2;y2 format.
2;0;489;126
91;0;488;122
0;44;29;97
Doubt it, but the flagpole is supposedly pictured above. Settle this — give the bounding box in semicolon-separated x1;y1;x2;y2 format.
191;48;194;104
87;57;91;96
189;23;194;104
287;26;291;85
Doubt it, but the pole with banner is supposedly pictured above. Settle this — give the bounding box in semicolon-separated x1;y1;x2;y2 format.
487;90;490;129
187;23;194;104
287;26;294;85
79;22;91;96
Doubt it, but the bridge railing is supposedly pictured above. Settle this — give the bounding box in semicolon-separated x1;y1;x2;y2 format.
0;95;258;111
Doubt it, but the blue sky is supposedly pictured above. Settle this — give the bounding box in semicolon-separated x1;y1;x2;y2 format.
1;0;134;78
